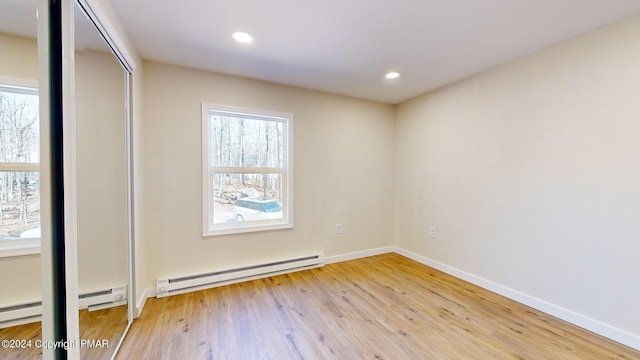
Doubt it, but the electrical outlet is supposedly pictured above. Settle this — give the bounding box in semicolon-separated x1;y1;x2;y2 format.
336;224;342;234
429;226;436;238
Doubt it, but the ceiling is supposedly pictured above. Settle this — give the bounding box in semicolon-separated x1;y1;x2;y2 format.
108;0;640;104
4;1;640;104
0;0;110;53
0;0;34;38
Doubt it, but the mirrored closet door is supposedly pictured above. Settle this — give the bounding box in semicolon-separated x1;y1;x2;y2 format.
0;0;44;358
73;4;131;359
0;1;135;358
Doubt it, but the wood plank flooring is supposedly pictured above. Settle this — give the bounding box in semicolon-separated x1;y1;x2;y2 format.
117;253;640;359
0;320;41;359
0;304;128;359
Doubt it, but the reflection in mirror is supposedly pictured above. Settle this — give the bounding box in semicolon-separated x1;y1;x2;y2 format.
0;2;132;359
0;0;43;358
74;4;129;359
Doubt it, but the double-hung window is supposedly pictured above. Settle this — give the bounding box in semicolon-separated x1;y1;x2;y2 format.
202;103;293;236
0;82;40;257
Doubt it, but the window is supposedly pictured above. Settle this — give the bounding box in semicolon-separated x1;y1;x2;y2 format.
0;82;40;256
202;103;293;236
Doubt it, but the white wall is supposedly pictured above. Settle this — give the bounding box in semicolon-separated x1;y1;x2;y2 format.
0;254;40;305
395;14;640;339
0;33;41;306
140;62;394;288
0;33;38;81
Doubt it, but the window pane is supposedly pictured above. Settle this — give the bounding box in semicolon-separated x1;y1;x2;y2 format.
210;115;284;168
0;88;40;163
203;103;292;236
0;171;40;240
211;173;282;224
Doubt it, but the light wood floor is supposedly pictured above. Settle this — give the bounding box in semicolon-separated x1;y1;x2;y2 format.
0;305;128;360
117;253;640;359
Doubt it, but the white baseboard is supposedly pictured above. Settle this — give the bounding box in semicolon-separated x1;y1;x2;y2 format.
325;246;395;264
0;316;41;329
393;246;640;351
135;287;156;318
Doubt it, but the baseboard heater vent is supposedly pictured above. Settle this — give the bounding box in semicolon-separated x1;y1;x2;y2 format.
0;285;127;329
156;253;325;298
79;286;127;311
0;301;41;327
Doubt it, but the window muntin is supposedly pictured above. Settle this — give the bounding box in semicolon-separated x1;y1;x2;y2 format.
0;84;40;250
202;104;293;236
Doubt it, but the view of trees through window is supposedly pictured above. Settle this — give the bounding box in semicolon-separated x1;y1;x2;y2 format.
0;85;40;241
208;113;285;225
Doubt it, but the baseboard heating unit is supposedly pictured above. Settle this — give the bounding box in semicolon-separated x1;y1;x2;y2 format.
0;285;127;329
0;301;41;328
156;253;326;298
79;286;127;311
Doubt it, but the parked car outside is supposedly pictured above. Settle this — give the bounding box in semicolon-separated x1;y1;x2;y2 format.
233;198;282;222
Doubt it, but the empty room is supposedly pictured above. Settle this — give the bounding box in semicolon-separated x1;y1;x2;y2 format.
1;0;639;359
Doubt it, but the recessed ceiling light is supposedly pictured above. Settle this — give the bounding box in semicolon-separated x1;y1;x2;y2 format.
385;71;400;79
232;32;254;44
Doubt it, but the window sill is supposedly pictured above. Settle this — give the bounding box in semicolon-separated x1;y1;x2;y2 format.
0;240;41;258
204;222;293;237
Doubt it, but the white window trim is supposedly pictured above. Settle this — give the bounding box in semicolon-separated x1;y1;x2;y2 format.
201;103;294;236
0;239;40;258
0;78;41;258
